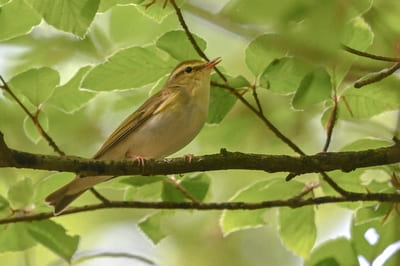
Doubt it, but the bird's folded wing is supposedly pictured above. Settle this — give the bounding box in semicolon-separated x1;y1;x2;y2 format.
92;88;180;159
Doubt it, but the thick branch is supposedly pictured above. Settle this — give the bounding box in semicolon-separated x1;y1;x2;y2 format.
0;134;398;176
2;192;400;224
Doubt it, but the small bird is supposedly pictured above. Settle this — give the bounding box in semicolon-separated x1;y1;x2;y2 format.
46;58;221;214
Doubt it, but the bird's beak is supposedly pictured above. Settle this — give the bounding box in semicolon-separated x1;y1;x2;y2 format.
204;57;222;70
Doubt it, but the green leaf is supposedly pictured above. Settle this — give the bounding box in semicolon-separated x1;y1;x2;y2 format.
27;0;100;38
351;209;400;263
138;211;173;244
98;0;144;12
27;220;79;262
134;0;183;23
34;173;75;204
162;174;210;202
334;16;374;86
48;66;96;113
305;238;358;266
82;46;176;91
0;194;10;217
0;0;41;41
260;57;310;94
220;179;305;236
0;223;36;252
120;175;165;187
9;67;60;107
341;17;373;52
0;0;11;7
8;177;35;210
124;182;162;201
245;34;287;76
292;68;332;110
23;111;49;143
279;206;316;258
207;74;241;124
156;30;206;61
337;76;400;119
340;138;393;152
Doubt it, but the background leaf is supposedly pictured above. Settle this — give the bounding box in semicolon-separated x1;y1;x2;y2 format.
0;0;40;41
48;66;96;113
245;34;287;77
156;30;206;61
82;46;176;91
7;177;35;210
9;67;60;107
27;220;79;262
27;0;100;38
292;68;332;110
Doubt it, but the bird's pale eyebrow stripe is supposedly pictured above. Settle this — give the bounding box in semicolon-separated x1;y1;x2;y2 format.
170;63;204;80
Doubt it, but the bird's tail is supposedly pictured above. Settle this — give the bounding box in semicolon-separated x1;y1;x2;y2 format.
45;176;111;215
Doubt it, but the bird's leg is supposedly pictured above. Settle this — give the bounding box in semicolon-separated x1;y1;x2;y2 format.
183;153;194;163
125;151;147;168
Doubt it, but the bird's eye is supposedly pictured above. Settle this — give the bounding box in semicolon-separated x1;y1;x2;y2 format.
184;66;193;73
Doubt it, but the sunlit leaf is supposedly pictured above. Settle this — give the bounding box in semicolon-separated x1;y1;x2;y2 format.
27;220;79;262
156;30;206;61
352;208;400;263
305;238;358;266
341;17;373;52
220;179;304;236
135;0;183;23
27;0;100;38
82;46;176;91
48;66;96;113
0;223;36;252
207;74;244;124
245;34;287;76
138;211;173;244
23;111;48;143
0;0;40;41
292;68;332;110
279;206;316;258
337;76;400;119
98;0;144;12
162;174;210;202
260;57;310;94
340;138;393;152
8;177;35;210
9;67;60;107
120;175;165;187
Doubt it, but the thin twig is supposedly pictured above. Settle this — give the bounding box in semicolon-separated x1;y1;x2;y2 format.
0;75;108;203
212;82;306;156
323;96;338;152
167;176;200;203
341;44;400;62
1;192;400;224
169;0;227;82
251;84;264;115
0;75;65;156
354;62;400;88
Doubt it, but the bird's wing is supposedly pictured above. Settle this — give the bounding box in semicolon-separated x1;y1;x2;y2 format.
93;88;180;159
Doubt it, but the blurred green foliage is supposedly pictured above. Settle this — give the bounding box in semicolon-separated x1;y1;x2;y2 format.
0;0;399;265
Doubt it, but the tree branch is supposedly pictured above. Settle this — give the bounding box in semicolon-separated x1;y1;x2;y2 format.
0;133;398;176
341;44;400;62
354;62;400;88
2;192;400;225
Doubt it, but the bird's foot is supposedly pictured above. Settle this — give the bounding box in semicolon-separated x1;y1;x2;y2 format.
125;151;148;168
184;153;194;163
